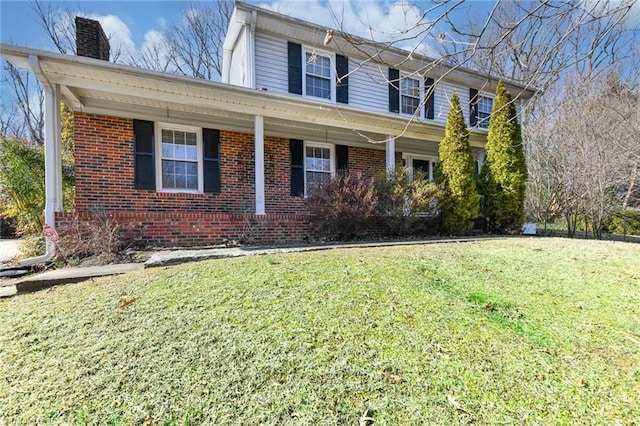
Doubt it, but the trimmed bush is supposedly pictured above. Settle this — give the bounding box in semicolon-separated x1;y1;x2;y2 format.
374;167;442;236
479;81;527;233
435;91;480;235
305;171;377;240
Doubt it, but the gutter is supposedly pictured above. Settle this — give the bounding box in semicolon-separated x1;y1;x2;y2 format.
19;55;59;266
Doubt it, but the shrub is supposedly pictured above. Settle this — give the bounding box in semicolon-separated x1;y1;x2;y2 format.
0;217;17;239
55;208;127;265
0;137;46;235
479;81;528;233
436;91;480;235
605;210;640;236
305;171;377;240
374;167;442;236
0;132;74;237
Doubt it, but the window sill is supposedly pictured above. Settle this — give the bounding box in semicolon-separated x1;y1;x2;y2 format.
157;189;203;195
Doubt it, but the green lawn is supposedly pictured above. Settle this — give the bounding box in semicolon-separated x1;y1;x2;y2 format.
1;238;639;424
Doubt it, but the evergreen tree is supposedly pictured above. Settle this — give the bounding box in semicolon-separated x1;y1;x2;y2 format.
436;91;480;235
479;81;528;233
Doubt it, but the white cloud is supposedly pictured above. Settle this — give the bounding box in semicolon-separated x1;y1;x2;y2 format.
76;13;169;67
142;30;166;52
258;0;438;55
85;13;136;57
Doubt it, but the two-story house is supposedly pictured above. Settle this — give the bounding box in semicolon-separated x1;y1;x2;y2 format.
0;2;533;249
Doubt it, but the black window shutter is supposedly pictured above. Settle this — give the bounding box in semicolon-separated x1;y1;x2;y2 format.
336;144;349;171
203;128;221;193
290;139;304;196
469;88;479;127
336;54;349;104
388;68;400;113
288;42;303;95
424;77;435;120
133;119;155;190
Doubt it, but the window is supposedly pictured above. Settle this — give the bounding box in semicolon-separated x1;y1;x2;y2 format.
157;124;202;192
403;154;437;181
304;49;333;100
305;142;335;187
400;75;420;115
477;96;493;129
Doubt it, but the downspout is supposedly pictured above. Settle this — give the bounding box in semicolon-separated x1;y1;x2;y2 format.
20;55;60;266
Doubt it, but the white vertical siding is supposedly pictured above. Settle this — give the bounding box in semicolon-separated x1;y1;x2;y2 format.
255;32;289;93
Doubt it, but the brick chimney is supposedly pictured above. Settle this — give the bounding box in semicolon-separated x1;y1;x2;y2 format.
75;16;110;61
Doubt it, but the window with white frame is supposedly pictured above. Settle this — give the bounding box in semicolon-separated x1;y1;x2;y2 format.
304;50;333;100
477;96;493;129
400;75;421;115
403;154;438;181
157;124;202;192
305;142;335;187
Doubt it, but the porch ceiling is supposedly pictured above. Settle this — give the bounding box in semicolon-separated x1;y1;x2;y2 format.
1;44;487;152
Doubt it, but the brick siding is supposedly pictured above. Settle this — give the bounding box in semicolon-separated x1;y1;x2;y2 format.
69;112;390;246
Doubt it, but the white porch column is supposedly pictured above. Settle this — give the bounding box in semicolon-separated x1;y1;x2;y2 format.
385;135;396;174
43;83;62;225
53;85;63;212
254;115;265;215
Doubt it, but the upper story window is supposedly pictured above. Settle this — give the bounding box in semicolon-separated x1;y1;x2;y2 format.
477;96;493;129
157;123;202;192
304;49;333;100
305;142;335;187
400;75;420;115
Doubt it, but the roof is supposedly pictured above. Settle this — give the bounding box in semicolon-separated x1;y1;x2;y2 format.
1;43;491;150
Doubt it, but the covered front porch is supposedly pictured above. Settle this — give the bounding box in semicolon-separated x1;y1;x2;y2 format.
1;43;487;245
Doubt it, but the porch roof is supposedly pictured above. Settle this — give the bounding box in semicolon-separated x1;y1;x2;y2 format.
1;43;486;151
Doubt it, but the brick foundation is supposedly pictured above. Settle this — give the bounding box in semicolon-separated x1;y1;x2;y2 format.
55;211;315;246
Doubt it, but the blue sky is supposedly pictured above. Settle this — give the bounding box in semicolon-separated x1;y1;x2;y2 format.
1;1;189;50
1;0;497;55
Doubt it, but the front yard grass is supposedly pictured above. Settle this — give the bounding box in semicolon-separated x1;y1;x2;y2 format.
1;237;639;424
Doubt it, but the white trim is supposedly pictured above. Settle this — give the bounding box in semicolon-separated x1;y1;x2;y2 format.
402;153;438;181
155;122;203;193
254;115;265;215
399;72;421;117
303;140;335;190
246;10;257;89
302;46;335;102
476;94;493;129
